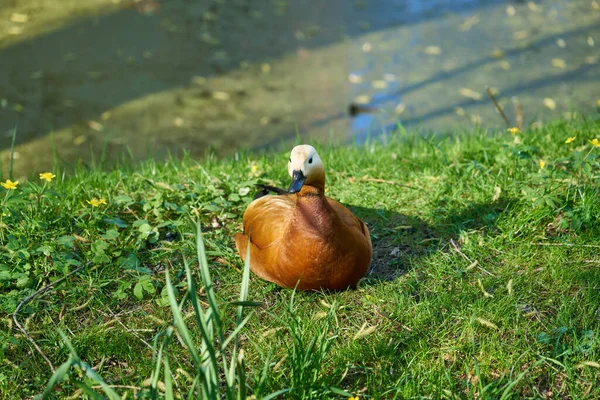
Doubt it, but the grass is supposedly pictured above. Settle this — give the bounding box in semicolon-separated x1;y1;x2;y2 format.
1;116;600;398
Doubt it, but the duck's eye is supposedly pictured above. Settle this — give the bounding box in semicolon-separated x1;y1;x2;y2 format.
308;157;313;164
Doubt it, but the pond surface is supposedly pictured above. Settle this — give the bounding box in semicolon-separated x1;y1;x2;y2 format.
1;0;599;177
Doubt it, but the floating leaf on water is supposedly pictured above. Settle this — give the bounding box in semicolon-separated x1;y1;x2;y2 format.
528;1;541;12
101;111;111;120
7;26;23;35
551;58;566;69
585;56;598;64
394;103;406;115
202;11;217;22
423;45;441;55
354;95;370;104
491;46;504;59
261;63;271;73
212;91;230;101
371;80;387;89
10;13;29;23
88;121;103;131
87;71;103;79
499;60;511;70
556;38;566;48
592;1;600;11
383;73;396;81
506;5;516;16
199;32;219;45
459;88;482;100
513;31;528;40
348;73;362;84
470;114;483;125
259;116;270;125
73;135;86;145
361;42;372;53
454;107;466;117
588;36;595;47
543;98;556;110
459;15;479;31
173;117;184;127
191;76;207;85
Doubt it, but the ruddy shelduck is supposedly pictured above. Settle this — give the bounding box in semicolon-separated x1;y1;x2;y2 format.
235;145;372;291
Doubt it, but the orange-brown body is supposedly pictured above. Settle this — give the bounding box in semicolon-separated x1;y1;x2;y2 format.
235;146;372;291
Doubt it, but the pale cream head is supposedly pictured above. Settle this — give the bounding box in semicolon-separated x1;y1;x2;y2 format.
287;145;324;181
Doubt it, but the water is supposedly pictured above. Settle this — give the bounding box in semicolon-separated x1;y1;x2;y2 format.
0;0;599;177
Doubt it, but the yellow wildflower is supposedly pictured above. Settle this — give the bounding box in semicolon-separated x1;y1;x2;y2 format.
39;172;56;182
251;164;259;173
597;99;600;107
1;180;18;190
565;136;576;144
87;198;107;207
507;127;519;135
348;397;360;400
539;160;546;169
589;138;600;147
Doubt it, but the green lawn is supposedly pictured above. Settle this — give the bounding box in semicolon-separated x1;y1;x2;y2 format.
1;117;599;399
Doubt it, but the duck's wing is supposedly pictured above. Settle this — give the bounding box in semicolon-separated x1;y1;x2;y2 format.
327;198;370;238
254;184;289;199
239;194;296;250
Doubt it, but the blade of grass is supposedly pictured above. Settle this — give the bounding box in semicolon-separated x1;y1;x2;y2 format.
40;357;75;399
164;353;174;400
164;267;201;365
182;256;219;394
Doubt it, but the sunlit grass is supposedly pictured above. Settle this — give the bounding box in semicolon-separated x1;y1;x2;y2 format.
1;117;599;398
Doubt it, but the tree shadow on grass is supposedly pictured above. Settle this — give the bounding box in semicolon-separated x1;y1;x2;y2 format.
346;197;513;284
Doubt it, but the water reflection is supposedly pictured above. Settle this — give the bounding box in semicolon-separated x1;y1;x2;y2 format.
0;0;598;176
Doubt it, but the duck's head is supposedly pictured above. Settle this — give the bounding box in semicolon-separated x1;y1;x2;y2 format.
287;145;325;194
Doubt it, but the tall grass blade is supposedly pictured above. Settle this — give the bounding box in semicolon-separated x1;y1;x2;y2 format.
195;222;224;334
41;357;74;399
164;267;200;365
78;361;120;400
182;256;218;395
228;235;253;388
164;354;174;400
150;329;171;397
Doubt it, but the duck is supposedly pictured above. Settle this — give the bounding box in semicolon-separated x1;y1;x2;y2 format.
235;145;372;291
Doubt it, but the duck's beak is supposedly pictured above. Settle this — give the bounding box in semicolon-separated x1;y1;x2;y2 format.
288;170;306;193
